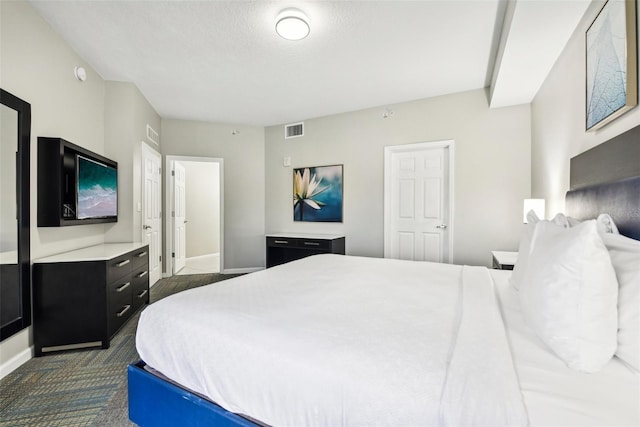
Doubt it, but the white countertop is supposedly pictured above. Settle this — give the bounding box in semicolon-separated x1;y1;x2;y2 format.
34;243;147;263
266;232;345;240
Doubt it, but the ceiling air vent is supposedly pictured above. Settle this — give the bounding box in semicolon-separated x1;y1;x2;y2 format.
146;124;159;146
285;122;304;139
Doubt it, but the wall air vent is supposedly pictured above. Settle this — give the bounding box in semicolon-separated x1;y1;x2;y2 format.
285;122;304;139
146;124;160;146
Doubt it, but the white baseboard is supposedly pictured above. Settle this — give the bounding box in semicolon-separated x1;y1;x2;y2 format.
163;265;262;277
0;346;33;380
221;267;263;275
186;252;220;261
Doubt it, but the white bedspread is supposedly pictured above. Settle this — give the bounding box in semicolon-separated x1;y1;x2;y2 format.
136;254;526;426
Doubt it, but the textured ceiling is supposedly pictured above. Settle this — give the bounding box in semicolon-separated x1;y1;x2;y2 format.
28;1;590;127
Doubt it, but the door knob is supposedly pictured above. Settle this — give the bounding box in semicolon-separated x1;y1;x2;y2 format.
143;225;152;230
435;224;448;229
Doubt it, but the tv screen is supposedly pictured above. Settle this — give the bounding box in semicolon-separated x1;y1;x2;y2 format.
76;155;117;220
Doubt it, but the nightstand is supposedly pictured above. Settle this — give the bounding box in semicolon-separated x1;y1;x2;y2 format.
491;251;518;270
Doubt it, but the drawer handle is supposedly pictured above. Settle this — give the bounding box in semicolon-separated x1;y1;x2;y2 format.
116;282;131;292
137;289;148;298
116;305;131;317
303;241;320;246
137;251;148;258
137;271;148;278
274;240;288;244
115;259;130;268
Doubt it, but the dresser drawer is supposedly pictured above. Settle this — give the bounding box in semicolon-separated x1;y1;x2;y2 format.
132;269;149;311
107;253;133;283
266;237;296;247
296;238;331;250
108;276;133;298
108;299;132;336
131;247;149;270
132;286;149;312
108;279;132;336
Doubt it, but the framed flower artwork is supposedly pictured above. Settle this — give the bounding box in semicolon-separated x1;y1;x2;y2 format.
293;165;343;222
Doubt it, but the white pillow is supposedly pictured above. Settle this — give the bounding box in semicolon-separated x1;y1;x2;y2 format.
511;211;570;290
566;213;619;234
510;210;540;290
567;216;582;227
597;213;620;234
519;220;619;373
601;232;640;371
550;213;570;228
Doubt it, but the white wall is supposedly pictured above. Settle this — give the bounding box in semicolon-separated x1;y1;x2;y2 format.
531;0;640;212
0;0;107;370
0;1;160;375
104;81;161;244
183;161;220;257
161;119;265;270
265;89;531;266
104;82;135;242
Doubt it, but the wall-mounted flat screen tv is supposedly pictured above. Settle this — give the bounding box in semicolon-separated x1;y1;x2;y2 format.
76;154;118;220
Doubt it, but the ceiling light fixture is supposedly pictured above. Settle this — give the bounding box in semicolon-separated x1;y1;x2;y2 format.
276;9;310;41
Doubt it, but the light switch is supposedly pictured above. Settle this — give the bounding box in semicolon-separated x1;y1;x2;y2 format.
283;156;291;167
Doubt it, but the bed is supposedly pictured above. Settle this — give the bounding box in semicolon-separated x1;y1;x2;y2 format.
128;133;640;426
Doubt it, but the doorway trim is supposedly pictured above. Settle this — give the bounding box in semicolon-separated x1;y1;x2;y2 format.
383;140;455;263
164;155;224;276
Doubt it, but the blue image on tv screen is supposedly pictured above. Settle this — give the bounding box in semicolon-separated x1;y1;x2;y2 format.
76;155;117;219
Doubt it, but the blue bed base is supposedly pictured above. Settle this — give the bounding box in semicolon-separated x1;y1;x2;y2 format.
128;361;259;427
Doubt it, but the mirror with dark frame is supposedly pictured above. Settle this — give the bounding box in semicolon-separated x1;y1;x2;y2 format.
0;88;31;341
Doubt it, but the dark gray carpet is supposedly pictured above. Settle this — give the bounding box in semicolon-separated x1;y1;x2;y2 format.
0;273;240;427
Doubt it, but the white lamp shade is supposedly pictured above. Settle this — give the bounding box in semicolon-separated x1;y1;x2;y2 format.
523;199;545;223
276;9;310;41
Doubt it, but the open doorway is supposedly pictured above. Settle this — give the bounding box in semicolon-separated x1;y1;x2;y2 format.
165;156;224;276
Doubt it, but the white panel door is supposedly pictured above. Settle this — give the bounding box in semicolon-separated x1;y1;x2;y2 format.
173;161;187;273
384;142;452;263
141;143;162;286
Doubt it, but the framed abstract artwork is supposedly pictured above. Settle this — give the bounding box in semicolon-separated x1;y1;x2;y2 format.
586;0;637;131
293;164;343;222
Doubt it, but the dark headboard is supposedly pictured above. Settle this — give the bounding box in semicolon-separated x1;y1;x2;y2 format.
565;125;640;241
569;125;640;190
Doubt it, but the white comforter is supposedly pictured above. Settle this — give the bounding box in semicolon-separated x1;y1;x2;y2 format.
136;254;527;426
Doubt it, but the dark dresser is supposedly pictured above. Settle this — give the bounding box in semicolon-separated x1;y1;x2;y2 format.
33;243;149;356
